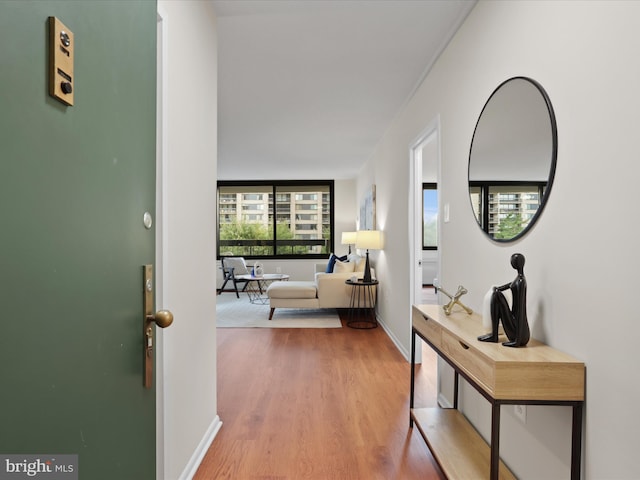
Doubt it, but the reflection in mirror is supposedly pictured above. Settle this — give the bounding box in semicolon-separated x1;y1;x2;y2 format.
468;77;557;242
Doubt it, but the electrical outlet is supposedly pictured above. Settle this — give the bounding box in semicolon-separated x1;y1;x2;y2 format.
514;404;527;423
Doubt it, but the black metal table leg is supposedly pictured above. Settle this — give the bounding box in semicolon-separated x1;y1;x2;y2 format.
490;402;501;480
453;371;459;410
571;402;583;480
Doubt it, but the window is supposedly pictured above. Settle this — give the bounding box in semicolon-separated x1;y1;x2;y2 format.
423;183;438;250
296;224;318;231
217;181;334;259
242;214;263;222
242;204;264;211
296;214;317;221
295;193;317;201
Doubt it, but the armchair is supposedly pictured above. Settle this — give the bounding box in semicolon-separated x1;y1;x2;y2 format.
217;257;251;298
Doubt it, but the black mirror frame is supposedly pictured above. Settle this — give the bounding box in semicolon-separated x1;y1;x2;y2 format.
468;76;558;243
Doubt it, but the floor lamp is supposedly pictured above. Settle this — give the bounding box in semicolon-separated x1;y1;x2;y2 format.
356;230;384;283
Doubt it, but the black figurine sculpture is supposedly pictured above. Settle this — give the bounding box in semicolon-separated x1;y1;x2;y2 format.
478;253;530;347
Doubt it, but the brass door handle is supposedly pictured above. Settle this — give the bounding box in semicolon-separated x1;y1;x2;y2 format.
143;265;173;388
147;310;174;328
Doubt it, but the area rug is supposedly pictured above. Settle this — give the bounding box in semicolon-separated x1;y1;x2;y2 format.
216;293;342;328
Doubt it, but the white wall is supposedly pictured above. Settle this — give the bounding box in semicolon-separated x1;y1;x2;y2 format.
216;259;322;285
158;2;219;479
334;178;358;257
365;1;640;478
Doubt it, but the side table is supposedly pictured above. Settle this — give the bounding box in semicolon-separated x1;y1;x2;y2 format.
345;279;379;329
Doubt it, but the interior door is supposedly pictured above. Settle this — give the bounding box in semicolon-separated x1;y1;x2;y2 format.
0;2;158;479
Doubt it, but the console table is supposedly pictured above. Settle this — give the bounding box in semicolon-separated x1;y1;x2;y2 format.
410;304;585;480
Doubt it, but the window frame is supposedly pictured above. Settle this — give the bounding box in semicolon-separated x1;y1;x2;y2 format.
217;180;335;260
469;180;547;240
422;183;438;251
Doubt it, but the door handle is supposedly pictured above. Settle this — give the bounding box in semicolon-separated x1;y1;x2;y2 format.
143;265;173;388
147;310;174;328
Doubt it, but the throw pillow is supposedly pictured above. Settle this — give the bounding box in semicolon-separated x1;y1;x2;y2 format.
334;259;355;273
326;253;348;273
348;253;366;272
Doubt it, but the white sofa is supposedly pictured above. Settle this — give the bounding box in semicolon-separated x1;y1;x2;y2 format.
267;256;375;319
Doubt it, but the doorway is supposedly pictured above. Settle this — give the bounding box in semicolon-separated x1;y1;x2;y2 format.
409;117;442;362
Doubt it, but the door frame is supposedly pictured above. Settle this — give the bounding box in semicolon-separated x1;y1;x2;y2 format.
409;116;442;363
156;7;169;479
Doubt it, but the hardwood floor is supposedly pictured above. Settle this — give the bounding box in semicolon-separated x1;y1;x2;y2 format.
194;308;444;480
420;286;438;305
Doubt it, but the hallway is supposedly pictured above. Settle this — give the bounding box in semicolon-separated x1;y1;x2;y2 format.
195;310;443;479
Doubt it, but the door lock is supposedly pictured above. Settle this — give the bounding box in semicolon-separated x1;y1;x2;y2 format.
143;265;173;388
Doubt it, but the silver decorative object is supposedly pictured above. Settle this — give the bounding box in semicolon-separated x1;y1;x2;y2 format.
437;284;473;316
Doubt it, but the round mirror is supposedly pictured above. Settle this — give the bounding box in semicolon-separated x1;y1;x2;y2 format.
468;77;557;242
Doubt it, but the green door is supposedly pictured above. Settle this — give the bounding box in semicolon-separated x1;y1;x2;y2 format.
0;2;158;478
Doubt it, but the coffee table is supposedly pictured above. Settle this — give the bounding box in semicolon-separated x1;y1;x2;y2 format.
241;273;290;304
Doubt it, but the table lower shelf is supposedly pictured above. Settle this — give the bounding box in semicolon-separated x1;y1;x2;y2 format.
411;407;515;480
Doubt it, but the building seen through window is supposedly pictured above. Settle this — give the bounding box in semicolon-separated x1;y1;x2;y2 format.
470;182;545;239
217;181;333;259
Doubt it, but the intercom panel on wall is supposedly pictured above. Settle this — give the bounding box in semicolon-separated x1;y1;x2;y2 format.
49;16;74;106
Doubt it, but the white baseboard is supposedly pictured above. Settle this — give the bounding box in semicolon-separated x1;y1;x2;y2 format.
377;315;410;361
437;393;453;409
179;415;223;480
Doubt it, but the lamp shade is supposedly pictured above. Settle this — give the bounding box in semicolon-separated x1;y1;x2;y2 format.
341;231;357;245
356;230;384;250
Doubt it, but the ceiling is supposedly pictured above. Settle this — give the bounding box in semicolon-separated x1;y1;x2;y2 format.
213;0;476;180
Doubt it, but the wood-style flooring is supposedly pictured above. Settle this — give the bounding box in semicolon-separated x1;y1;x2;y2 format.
195;294;444;480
